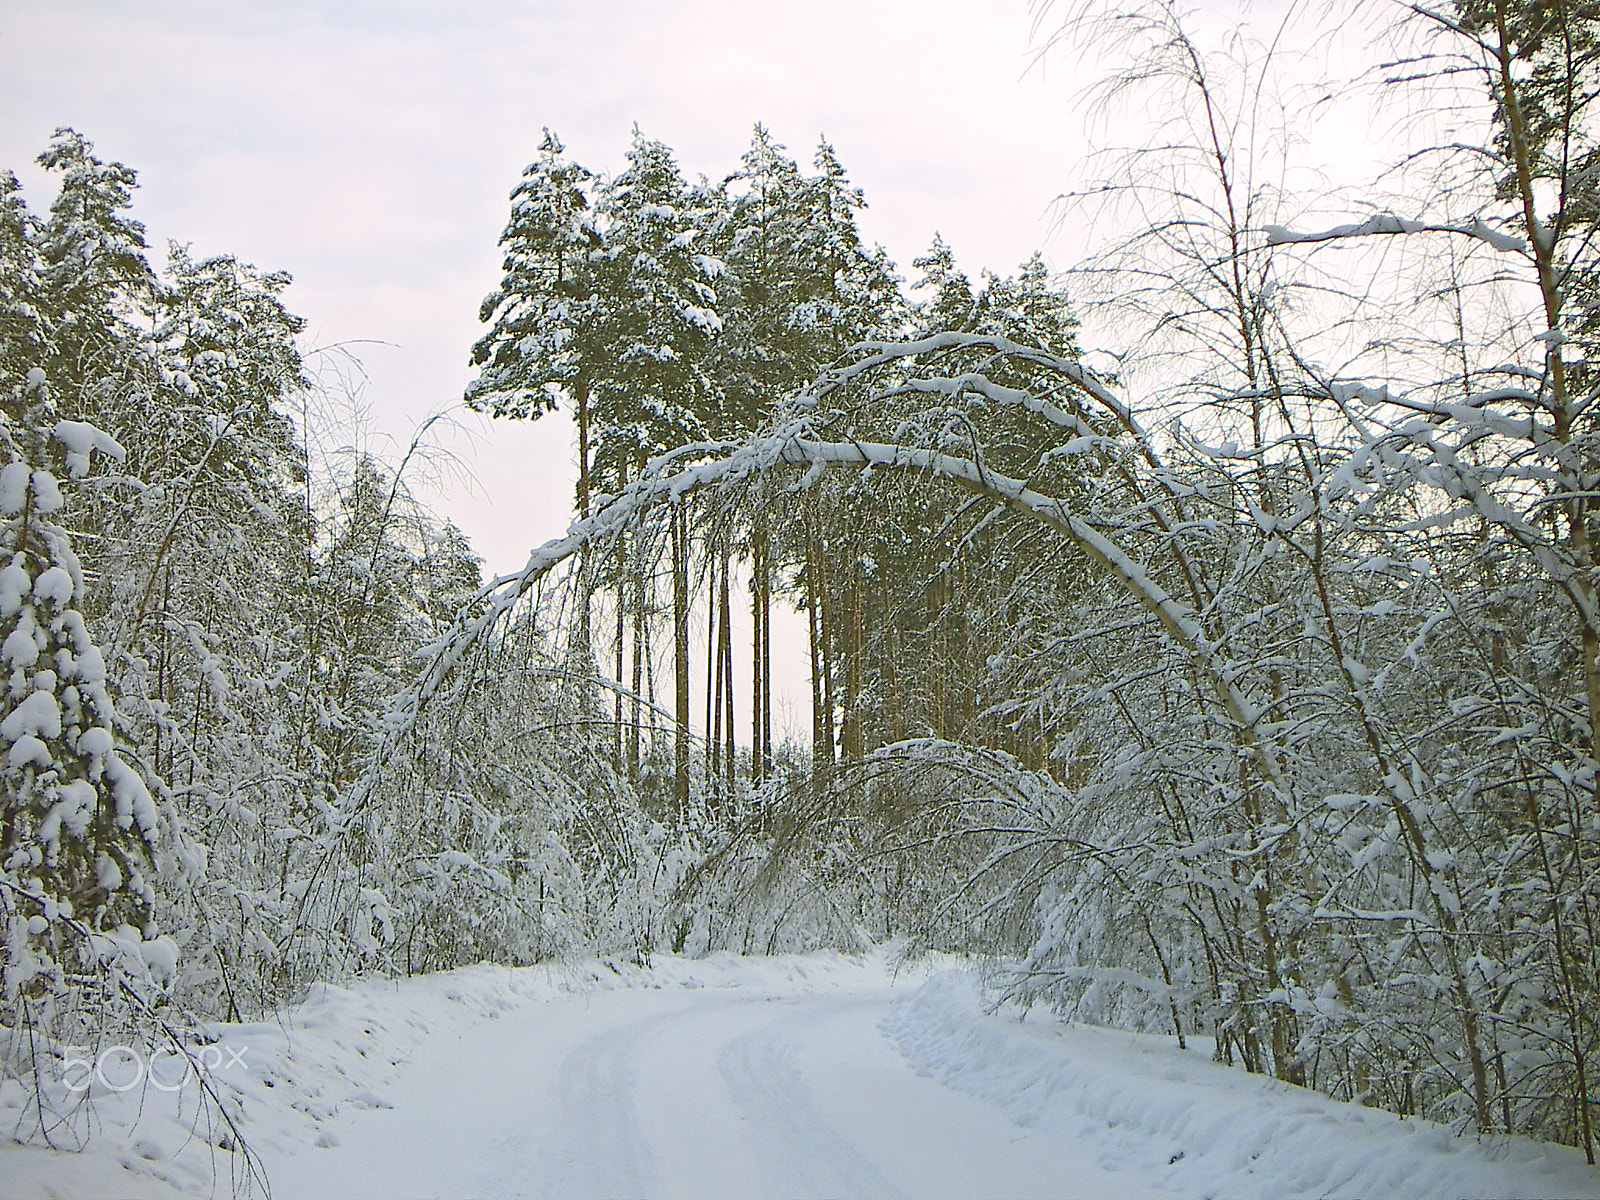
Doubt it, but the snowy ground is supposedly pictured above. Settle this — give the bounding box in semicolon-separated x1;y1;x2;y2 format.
3;952;1598;1199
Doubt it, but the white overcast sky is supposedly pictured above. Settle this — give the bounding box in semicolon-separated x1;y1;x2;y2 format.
3;0;1387;738
0;0;1376;570
0;0;1113;576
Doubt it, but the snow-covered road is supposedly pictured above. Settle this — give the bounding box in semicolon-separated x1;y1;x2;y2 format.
262;983;1124;1200
5;953;1598;1198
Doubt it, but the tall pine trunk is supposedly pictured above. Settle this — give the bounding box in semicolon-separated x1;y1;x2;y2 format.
818;523;836;768
613;461;627;770
806;521;825;777
672;506;691;811
572;376;594;694
706;533;721;798
750;525;767;783
629;557;644;781
841;571;863;761
720;552;735;793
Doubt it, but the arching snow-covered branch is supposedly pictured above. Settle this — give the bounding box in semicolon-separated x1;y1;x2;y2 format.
364;420;1275;821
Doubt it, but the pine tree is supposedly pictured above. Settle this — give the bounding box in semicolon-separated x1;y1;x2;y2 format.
713;132;905;774
911;233;977;334
978;252;1081;356
713;126;824;432
31;130;155;418
591;130;725;804
804;139;903;352
588;129;722;488
0;173;44;383
468;129;602;514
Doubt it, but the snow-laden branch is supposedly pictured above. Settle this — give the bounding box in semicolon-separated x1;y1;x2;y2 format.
1263;213;1526;254
357;435;1277;830
816;332;1216;615
874;374;1104;441
811;331;1123;413
343;332;1291;830
775;438;1216;657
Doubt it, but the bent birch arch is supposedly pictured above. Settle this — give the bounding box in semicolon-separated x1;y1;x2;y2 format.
353;330;1280;818
314;331;1495;1118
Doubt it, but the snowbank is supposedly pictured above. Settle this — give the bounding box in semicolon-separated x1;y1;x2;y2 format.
884;971;1599;1200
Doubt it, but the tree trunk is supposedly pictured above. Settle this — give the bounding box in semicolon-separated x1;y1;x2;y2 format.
672;506;691;812
721;553;735;793
751;525;767;783
842;570;863;761
613;462;627;770
707;534;721;798
806;517;826;777
630;563;645;781
573;375;594;696
818;521;835;767
761;538;772;777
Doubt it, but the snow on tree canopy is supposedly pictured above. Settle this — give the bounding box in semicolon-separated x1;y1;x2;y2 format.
2;690;62;742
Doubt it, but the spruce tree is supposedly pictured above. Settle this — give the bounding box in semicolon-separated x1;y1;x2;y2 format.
911;233;978;334
1;369;161;999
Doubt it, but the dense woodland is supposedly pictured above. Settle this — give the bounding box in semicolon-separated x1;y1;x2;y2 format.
2;0;1598;1171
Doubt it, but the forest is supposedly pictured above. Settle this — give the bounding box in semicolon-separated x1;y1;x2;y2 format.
2;0;1597;1173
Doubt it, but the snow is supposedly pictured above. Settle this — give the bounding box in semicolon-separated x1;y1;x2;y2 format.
3;953;1594;1200
888;973;1598;1200
6;733;50;770
0;463;30;517
683;302;722;332
105;753;159;834
2;612;40;669
94;850;124;892
50;419;125;479
32;566;75;611
0;560;30;619
28;470;63;515
65;637;106;685
1;689;62;741
38;780;94;843
137;935;180;987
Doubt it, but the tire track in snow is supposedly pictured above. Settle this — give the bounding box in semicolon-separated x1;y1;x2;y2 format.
717;997;910;1200
543;1005;689;1198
